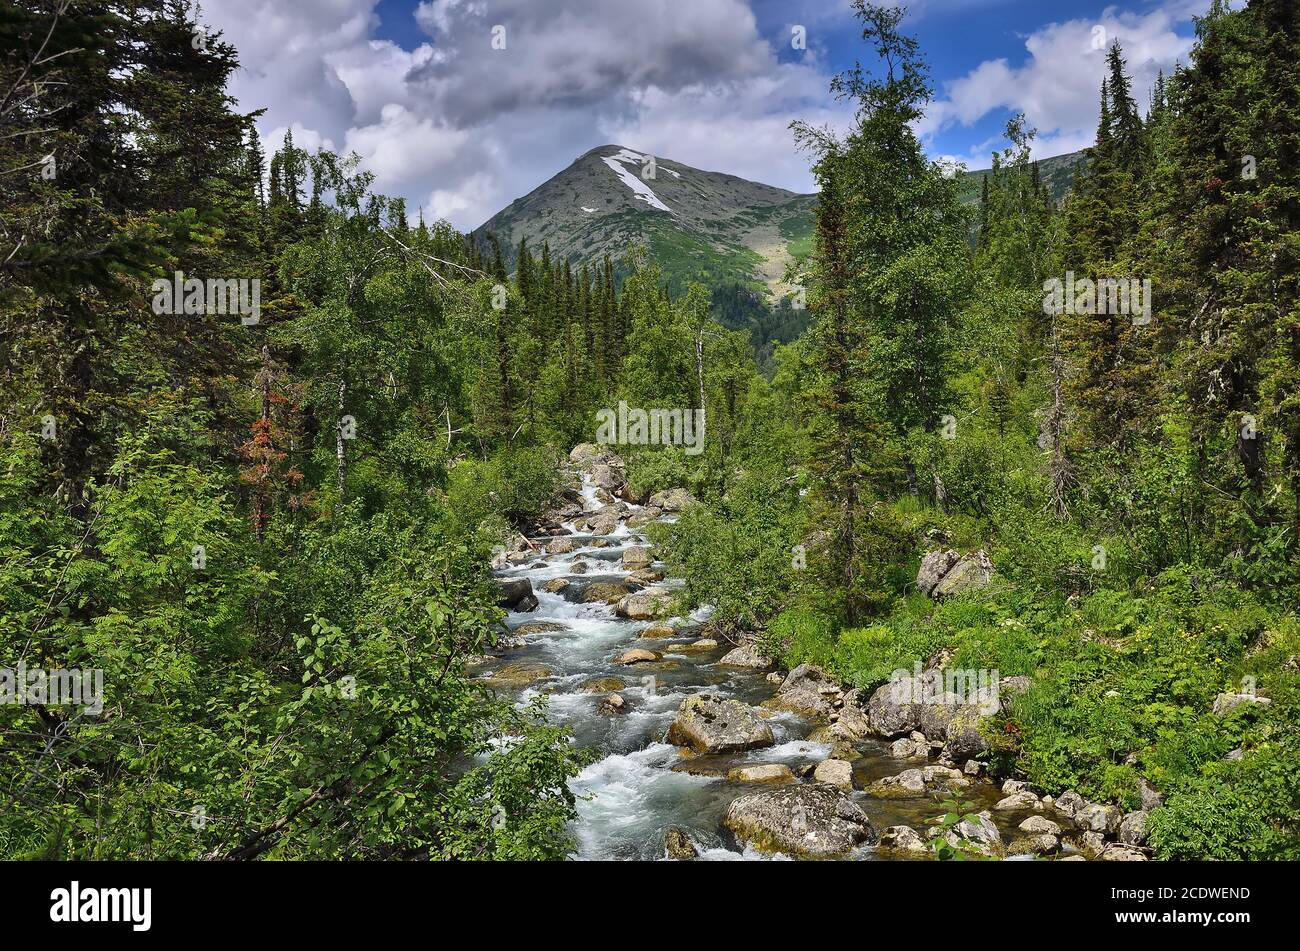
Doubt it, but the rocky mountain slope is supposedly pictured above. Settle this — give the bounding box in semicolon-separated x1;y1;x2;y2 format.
474;145;815;299
474;144;1087;301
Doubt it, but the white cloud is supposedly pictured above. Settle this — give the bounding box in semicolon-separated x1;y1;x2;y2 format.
918;3;1199;165
199;0;847;230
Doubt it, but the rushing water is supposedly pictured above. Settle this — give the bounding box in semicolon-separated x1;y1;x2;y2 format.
481;472;1020;860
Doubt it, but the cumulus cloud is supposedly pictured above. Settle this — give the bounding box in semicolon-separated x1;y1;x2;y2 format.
197;0;1214;230
918;3;1200;166
200;0;847;229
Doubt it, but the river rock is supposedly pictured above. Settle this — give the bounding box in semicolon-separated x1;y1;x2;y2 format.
615;588;674;620
514;621;566;636
833;689;872;740
664;827;698;860
723;785;876;857
1137;778;1164;812
674;638;718;654
580;581;631;604
483;663;552;688
1074;802;1122;834
626;568;665;585
588;510;622;536
639;622;676;638
769;664;841;718
718;643;770;668
1100;845;1149;861
648;488;697;512
495;578;538;612
569;443;604;468
942;704;992;760
869;767;928;797
933;810;1002;857
580;677;627;693
666;694;774;754
1118;811;1148;846
879;825;929;854
813;758;854;788
1019;815;1062;836
626;507;663;528
1053;790;1086;818
622;546;654;570
542;578;570;594
591;462;625;491
598;693;627;714
888;735;926;758
1007;834;1060;857
613;648;660;665
728;764;795;785
547;537;580;554
994;791;1042;811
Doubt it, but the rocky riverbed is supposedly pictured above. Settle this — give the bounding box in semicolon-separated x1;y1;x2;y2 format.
473;445;1154;860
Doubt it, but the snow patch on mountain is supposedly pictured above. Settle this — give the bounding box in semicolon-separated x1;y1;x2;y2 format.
600;148;672;214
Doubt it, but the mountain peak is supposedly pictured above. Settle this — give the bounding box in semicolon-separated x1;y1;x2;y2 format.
474;147;815;294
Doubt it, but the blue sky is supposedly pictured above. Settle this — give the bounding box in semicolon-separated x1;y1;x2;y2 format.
201;0;1213;230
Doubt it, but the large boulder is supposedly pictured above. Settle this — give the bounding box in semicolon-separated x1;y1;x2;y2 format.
878;825;929;855
547;537;581;554
718;643;771;669
867;766;969;798
1007;834;1060;857
940;704;991;760
639;622;677;639
580;581;631;604
769;664;842;718
569;443;603;468
666;694;774;754
613;648;661;665
615;588;674;620
648;488;697;512
1118;811;1148;847
932;810;1002;857
1074;802;1123;834
621;546;654;570
917;548;993;599
570;444;625;471
1053;790;1087;818
588;510;622;536
1212;691;1272;716
591;462;625;491
813;758;854;789
664;827;698;860
933;550;994;598
1019;815;1062;836
723;785;877;857
495;577;539;612
867;669;999;747
728;764;795;785
832;689;873;741
916;550;961;596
